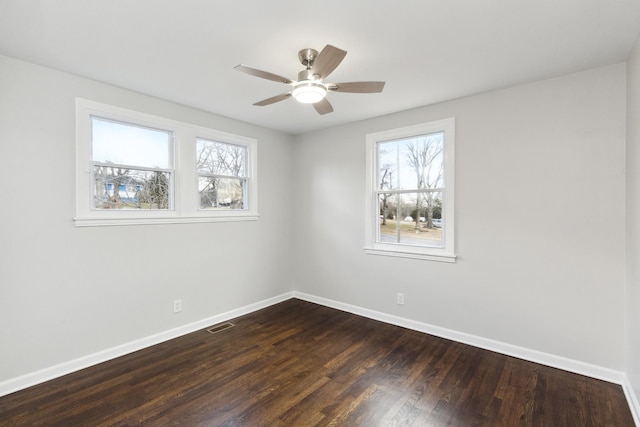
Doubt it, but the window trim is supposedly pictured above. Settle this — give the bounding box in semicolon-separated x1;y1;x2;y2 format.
75;98;258;226
364;118;456;262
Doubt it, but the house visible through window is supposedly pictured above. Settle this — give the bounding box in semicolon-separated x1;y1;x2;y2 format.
365;118;455;262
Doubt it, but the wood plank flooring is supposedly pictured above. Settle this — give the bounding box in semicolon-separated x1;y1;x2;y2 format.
0;299;634;426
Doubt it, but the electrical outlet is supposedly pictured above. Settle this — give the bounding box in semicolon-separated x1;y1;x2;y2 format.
173;299;182;313
396;292;405;305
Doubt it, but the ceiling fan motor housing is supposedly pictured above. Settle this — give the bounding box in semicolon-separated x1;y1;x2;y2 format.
298;48;319;68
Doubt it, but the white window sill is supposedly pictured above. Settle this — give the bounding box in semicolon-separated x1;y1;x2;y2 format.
74;214;259;227
364;246;457;263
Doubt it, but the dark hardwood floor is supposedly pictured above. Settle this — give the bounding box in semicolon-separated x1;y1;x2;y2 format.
0;299;634;426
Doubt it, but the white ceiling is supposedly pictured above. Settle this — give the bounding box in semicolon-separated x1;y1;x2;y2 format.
1;1;639;135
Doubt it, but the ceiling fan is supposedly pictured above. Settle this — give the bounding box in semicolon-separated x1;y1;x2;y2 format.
234;44;385;115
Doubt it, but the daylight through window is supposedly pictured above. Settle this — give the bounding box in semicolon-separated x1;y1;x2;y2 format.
91;117;173;210
377;133;444;247
365;118;455;262
196;139;248;210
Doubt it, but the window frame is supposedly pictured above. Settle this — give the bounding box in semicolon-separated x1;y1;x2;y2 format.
75;98;258;226
364;118;456;262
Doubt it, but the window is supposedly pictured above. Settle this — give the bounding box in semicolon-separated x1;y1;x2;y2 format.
196;139;248;210
76;99;258;226
91;117;172;210
365;118;455;262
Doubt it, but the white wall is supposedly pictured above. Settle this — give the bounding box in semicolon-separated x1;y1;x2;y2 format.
292;64;627;370
626;35;640;404
0;55;294;383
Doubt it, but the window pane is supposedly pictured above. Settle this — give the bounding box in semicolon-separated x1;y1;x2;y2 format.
378;132;444;190
377;192;443;247
196;139;246;177
92;117;171;169
93;166;170;209
378;144;399;190
199;177;245;209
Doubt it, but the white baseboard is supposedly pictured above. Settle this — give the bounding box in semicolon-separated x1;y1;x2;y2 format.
294;291;640;424
3;290;638;426
0;292;294;398
623;375;640;426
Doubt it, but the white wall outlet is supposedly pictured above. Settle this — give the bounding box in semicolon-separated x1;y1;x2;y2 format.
173;299;182;313
396;292;405;305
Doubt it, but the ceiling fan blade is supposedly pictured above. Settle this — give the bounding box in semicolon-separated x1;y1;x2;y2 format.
234;65;293;84
253;92;292;106
310;45;347;79
313;98;334;115
328;81;386;93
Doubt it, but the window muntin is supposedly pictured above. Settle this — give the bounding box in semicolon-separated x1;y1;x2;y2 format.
196;139;248;210
91;117;173;210
365;118;455;262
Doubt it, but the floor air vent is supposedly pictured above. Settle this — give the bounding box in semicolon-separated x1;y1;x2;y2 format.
206;322;235;335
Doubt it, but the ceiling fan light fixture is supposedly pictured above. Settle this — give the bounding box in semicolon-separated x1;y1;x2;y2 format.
235;44;385;114
292;81;327;104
